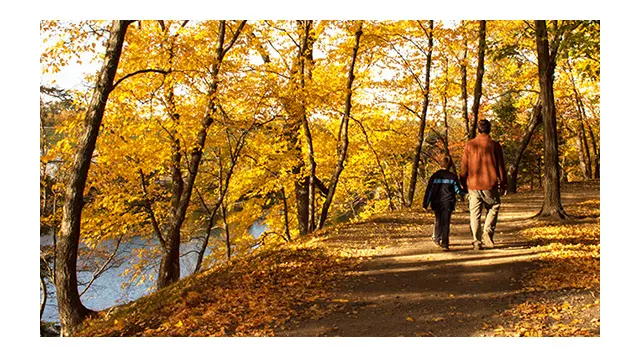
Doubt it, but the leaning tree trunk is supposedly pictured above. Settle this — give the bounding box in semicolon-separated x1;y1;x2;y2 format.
157;20;246;289
55;20;131;336
318;22;363;229
567;61;592;179
535;20;568;219
507;100;542;193
406;20;434;207
469;20;486;140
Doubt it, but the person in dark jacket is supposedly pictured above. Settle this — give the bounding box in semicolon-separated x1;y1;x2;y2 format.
422;156;465;251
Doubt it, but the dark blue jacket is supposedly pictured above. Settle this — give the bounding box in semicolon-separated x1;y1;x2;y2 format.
422;169;464;211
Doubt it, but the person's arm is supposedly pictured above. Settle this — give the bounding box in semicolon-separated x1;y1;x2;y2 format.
495;142;508;193
423;175;435;210
459;143;469;191
453;174;466;200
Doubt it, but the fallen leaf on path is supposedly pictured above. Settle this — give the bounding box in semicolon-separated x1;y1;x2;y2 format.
415;331;434;337
406;317;414;322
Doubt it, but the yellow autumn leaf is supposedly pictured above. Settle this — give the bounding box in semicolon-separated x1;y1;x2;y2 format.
332;299;349;303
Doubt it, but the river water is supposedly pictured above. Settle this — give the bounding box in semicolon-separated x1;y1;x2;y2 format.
40;223;265;323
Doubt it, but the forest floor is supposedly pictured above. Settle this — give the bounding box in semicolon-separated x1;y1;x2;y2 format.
277;181;600;337
76;181;599;337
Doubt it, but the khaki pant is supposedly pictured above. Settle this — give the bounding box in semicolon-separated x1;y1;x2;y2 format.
468;188;501;245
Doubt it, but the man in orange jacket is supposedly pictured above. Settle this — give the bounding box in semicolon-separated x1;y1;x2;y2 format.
459;120;508;250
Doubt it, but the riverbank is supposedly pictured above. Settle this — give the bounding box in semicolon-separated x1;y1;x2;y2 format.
69;181;599;337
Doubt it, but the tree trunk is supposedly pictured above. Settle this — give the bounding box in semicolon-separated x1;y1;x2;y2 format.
460;21;470;139
567;61;593;179
575;134;589;180
222;202;231;261
280;187;292;242
318;22;363;229
535;20;568;219
441;58;457;177
55;20;130;336
507;100;542;193
157;20;246;289
586;120;600;178
469;20;486;140
250;27;311;236
354;119;395;210
40;271;47;320
406;20;434;207
193;122;249;274
293;165;309;235
297;20;318;233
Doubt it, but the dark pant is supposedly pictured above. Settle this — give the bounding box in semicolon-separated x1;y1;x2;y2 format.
433;208;453;248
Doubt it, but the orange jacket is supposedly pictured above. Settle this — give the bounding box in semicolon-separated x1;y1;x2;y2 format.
459;134;507;191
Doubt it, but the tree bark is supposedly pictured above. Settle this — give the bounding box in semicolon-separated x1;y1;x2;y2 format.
254;22;317;236
469;20;486;140
193;120;251;274
298;20;318;233
441;58;457;177
55;20;131;336
293;165;309;235
40;273;47;320
222;202;231;261
406;20;434;207
157;20;246;289
507;100;542;193
535;20;568;219
354;119;395;210
575;135;589;179
280;187;292;242
566;61;592;179
460;21;470;139
318;22;363;229
585;120;600;178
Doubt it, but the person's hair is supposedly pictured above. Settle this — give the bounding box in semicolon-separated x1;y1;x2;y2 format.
478;119;491;134
440;155;452;169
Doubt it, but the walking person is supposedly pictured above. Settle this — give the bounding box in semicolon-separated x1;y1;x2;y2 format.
423;156;465;251
459;120;508;250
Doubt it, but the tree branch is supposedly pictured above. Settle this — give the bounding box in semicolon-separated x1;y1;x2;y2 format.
79;236;123;297
222;20;248;57
138;169;165;245
111;69;169;93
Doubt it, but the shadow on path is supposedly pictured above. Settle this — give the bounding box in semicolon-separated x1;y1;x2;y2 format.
278;186;599;337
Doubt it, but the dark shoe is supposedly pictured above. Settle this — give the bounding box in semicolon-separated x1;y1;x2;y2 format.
481;232;494;249
442;246;450;252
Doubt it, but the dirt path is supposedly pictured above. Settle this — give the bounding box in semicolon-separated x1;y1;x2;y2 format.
277;187;598;337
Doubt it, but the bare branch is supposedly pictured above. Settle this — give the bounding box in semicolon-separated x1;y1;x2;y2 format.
110;69;169;93
79;236;123;297
139;169;165;245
